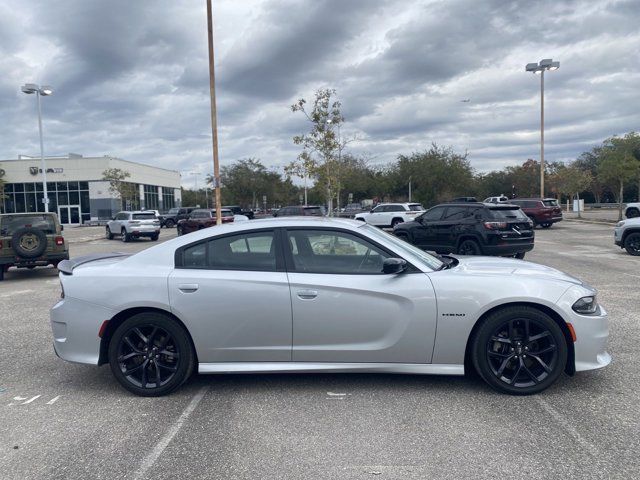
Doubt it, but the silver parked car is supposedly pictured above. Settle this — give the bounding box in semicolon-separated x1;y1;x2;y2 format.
106;211;161;242
51;218;610;396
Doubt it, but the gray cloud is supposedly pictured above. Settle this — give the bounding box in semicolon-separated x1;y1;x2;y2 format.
1;0;639;189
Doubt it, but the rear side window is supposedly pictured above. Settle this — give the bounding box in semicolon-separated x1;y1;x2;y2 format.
408;204;424;211
179;231;277;271
303;207;324;216
488;208;529;220
543;200;558;207
442;206;469;220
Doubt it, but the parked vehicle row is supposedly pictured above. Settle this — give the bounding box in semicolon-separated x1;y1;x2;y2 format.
106;211;161;242
176;209;235;235
354;203;426;228
509;198;563;228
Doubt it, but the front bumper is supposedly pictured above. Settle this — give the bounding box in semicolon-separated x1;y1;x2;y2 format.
614;227;623;247
557;286;611;372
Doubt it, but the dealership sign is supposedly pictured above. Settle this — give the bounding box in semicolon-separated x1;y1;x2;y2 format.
30;167;63;175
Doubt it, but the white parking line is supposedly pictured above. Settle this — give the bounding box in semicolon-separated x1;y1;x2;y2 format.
535;397;599;457
133;386;209;479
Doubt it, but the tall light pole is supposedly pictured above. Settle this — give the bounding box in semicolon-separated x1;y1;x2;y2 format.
525;59;559;199
206;0;222;224
21;83;53;212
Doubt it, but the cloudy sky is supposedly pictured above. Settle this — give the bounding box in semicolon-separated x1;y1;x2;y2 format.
1;0;639;187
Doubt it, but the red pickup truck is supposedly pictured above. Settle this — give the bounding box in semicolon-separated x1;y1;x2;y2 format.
176;209;234;235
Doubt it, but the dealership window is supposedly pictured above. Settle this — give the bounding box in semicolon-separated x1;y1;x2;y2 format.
144;184;159;211
162;187;175;210
1;182;91;222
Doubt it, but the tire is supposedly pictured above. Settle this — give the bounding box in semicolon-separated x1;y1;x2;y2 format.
176;225;184;236
541;223;552;229
624;232;640;256
394;232;410;243
391;218;403;228
514;252;526;259
11;227;47;258
529;217;538;229
106;226;114;240
626;208;640;219
0;268;4;281
164;219;175;228
471;306;567;395
121;228;130;243
108;312;195;397
151;233;159;241
457;239;482;256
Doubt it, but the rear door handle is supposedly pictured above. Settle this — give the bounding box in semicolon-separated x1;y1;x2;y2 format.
297;289;318;300
178;283;199;293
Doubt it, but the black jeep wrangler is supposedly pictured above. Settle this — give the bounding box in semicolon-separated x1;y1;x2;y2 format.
0;213;69;281
393;202;534;258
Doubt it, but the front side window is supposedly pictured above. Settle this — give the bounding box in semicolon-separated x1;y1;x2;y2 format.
286;229;390;274
421;207;445;222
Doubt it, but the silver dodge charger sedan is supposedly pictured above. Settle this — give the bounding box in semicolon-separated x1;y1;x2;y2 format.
50;218;610;396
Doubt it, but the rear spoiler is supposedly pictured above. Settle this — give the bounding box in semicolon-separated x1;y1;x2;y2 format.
58;253;130;275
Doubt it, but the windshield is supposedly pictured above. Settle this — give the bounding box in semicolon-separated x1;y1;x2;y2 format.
488;208;529;220
1;215;57;235
543;200;559;207
360;224;443;271
408;204;424;211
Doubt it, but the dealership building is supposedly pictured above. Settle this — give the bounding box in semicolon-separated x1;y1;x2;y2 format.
0;154;181;224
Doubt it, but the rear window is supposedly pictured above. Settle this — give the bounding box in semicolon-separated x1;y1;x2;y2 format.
303;207;325;216
132;213;157;220
543;200;559;207
488;208;529;220
408;204;424;211
221;210;234;217
0;215;57;235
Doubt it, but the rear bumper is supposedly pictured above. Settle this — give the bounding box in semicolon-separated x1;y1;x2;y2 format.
1;252;69;268
483;243;535;256
129;228;160;237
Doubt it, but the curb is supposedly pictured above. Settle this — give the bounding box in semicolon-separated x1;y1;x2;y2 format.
563;218;618;226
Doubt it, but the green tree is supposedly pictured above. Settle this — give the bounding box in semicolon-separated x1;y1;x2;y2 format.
598;134;640;220
290;88;346;215
102;168;139;210
552;164;593;218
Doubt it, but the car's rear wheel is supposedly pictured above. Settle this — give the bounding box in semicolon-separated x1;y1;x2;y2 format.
151;233;159;241
624;232;640;256
541;223;552;228
177;225;184;236
164;219;175;228
121;229;130;243
457;239;481;256
472;306;567;395
391;218;403;228
108;313;195;397
514;252;526;259
626;208;640;218
106;226;114;240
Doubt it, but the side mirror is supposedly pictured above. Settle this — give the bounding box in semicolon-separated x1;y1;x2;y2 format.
111;217;116;221
383;258;407;274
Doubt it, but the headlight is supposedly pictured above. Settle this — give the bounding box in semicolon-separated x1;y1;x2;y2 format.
616;221;625;227
572;296;598;315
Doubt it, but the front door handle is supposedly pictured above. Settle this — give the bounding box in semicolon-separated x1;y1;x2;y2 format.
297;289;318;300
178;283;199;293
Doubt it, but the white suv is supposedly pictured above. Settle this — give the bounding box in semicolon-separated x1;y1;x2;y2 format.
354;202;425;228
614;217;640;255
106;211;161;242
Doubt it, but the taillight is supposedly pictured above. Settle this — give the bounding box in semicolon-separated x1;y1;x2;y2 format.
484;221;507;230
55;236;65;246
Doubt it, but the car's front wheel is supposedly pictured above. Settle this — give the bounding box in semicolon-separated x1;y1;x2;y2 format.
624;232;640;256
106;226;114;240
121;229;130;242
471;306;567;395
108;312;195;397
457;239;481;255
176;225;184;236
164;219;175;228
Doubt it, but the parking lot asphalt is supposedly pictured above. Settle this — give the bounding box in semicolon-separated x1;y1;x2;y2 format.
0;221;638;479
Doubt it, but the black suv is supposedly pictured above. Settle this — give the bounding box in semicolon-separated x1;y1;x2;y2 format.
158;207;197;228
393;202;534;258
223;205;254;219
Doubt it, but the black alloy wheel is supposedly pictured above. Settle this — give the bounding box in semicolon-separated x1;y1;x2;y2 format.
164;219;175;228
472;306;567;395
106;226;114;240
624;232;640;256
121;229;130;243
457;239;481;256
108;313;194;396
